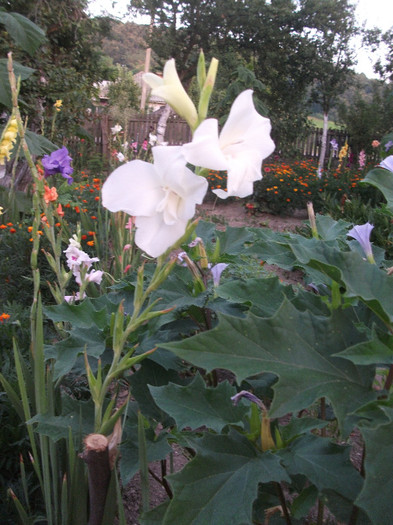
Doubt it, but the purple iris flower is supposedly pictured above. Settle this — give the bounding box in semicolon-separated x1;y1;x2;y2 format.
42;146;74;185
347;222;375;263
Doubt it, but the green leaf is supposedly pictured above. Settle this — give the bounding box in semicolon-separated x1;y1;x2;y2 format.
215;226;255;255
279;417;328;443
216;276;294;317
120;405;172;484
24;130;58;156
356;420;393;525
0;58;35;107
279;434;363;501
128;360;188;427
140;501;170;525
362;168;393;210
45;298;118;378
244;228;298;269
291;485;318;520
163;301;376;434
162;431;289;525
289;237;393;324
0;12;46;55
150;375;248;433
335;334;393;365
314;214;350;241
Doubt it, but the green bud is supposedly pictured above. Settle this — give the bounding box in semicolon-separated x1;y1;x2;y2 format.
197;49;206;92
198;57;219;122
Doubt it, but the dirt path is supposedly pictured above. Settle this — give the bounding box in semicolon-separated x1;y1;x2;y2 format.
196;198;307;232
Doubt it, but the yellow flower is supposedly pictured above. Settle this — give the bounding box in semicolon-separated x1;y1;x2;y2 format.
54;100;63;112
0;117;18;165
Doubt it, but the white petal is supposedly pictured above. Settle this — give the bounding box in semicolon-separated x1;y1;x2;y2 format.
102;160;163;216
143;72;163;90
135;214;187;258
152;145;184;173
183;119;228;170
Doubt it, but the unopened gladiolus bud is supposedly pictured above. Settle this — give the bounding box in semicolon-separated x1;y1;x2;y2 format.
197;50;206;92
198;57;219;122
143;59;198;130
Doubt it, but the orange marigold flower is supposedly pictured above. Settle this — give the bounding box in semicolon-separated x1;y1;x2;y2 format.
95;196;100;201
9;228;16;233
0;224;7;229
7;222;13;226
55;222;61;227
87;240;94;246
28;226;33;232
93;178;100;183
91;216;97;220
75;206;80;213
0;313;11;322
88;231;95;236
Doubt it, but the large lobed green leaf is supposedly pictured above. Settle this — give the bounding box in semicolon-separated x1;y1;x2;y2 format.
45;297;118;378
288;237;393;324
163;300;376;435
162;431;289;525
149;374;248;433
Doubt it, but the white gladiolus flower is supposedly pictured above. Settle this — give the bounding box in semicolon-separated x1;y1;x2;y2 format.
183;90;275;199
143;59;198;130
102;146;208;258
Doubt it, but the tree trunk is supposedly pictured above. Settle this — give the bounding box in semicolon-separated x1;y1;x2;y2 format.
156;104;172;144
317;112;329;178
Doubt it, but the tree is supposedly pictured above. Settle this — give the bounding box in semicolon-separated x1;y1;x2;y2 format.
0;0;114;141
127;0;360;154
302;0;358;175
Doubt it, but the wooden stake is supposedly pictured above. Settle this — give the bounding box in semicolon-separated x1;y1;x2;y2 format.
82;434;111;525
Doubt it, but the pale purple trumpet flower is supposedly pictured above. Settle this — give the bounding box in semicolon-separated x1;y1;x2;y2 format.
347;223;375;264
379;155;393;173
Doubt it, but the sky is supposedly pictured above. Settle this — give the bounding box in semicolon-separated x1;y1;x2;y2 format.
87;0;393;78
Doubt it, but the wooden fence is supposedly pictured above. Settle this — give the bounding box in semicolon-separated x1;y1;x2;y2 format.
84;114;349;160
87;113;192;159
